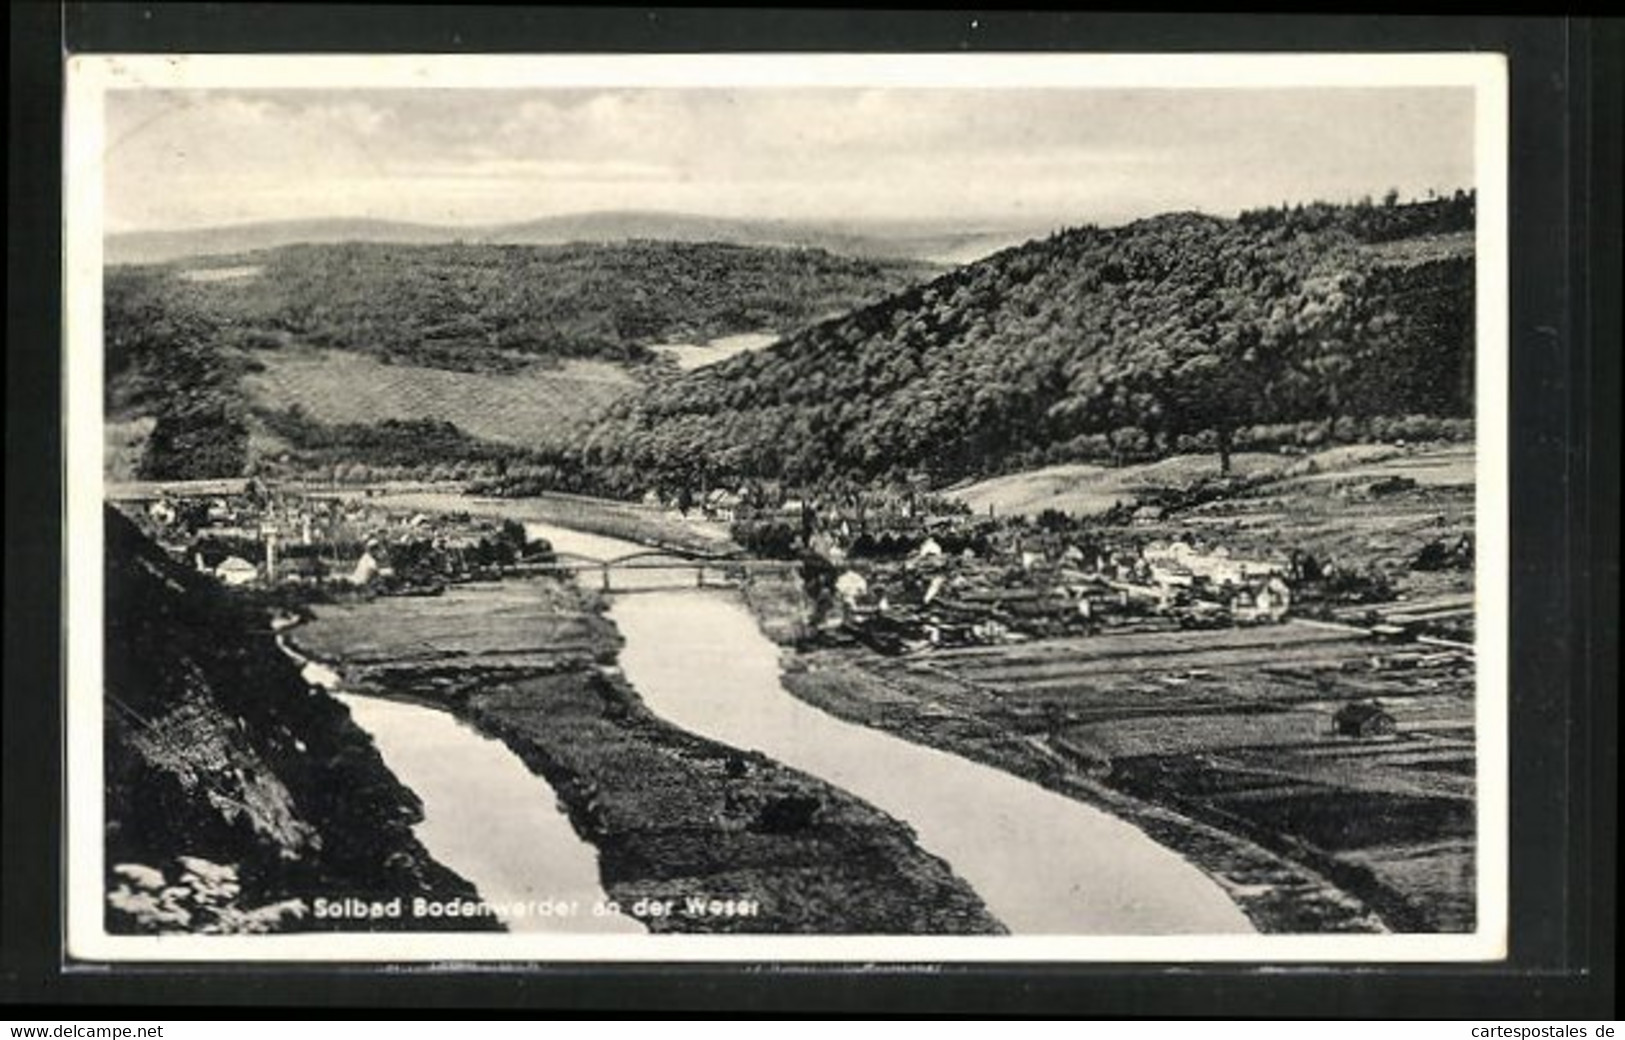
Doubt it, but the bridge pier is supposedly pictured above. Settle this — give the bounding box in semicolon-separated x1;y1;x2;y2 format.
601;563;611;592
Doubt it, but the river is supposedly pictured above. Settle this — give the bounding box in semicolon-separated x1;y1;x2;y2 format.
304;508;1253;935
531;520;1255;935
279;637;642;934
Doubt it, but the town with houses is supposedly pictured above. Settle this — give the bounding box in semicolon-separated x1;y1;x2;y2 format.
110;476;1296;643
106;470;1472;754
107;478;536;595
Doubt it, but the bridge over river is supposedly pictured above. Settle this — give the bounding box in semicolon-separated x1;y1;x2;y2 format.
537;548;801;593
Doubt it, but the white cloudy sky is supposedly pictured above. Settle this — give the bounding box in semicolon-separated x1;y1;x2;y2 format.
104;87;1476;233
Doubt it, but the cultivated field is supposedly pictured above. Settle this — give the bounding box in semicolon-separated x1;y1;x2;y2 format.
242;347;638;449
788;613;1474;932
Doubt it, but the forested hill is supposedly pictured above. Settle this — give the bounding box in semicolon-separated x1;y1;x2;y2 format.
110;240;937;372
105;240;935;480
583;195;1475;491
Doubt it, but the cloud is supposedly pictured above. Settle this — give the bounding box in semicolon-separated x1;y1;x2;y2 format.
103;86;1477;231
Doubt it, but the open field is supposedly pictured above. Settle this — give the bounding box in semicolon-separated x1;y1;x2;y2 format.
947;443;1469;520
784;610;1474;932
947;453;1291;518
1363;230;1476;268
242;347;638;449
1286;443;1474;489
650;331;781;371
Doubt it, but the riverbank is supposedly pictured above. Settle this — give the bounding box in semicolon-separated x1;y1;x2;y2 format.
729;559;1399;933
777;651;1385;934
290;576;1004;935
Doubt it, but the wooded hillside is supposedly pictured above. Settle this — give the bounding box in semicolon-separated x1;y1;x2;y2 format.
583;195;1475;492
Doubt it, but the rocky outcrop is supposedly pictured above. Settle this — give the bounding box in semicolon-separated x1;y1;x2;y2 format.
102;506;494;933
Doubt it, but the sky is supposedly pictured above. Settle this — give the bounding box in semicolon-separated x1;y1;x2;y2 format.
103;87;1477;234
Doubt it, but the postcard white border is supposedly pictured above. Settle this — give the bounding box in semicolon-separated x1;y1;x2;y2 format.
64;52;1509;964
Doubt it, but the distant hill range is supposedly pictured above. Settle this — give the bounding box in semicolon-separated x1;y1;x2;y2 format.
107;211;1047;267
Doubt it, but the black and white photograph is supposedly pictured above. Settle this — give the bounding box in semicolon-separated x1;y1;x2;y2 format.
63;53;1508;962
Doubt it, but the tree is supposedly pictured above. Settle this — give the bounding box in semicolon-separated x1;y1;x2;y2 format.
140;401;249;480
1154;330;1261;474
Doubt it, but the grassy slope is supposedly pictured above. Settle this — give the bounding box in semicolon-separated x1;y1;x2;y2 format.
948;443;1470;516
948;452;1298;517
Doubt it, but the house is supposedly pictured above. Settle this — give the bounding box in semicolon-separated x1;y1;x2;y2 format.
1144;540;1289;596
350;546;381;586
972;618;1013;643
809;531;848;564
924;620;976;648
922;576;946;604
213;556;259;586
916;537;944;560
1231;576;1293;624
834;570;870;606
704;489;743;523
1333;701;1397;738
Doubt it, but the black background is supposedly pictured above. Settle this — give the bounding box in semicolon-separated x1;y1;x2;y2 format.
5;4;1617;1018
